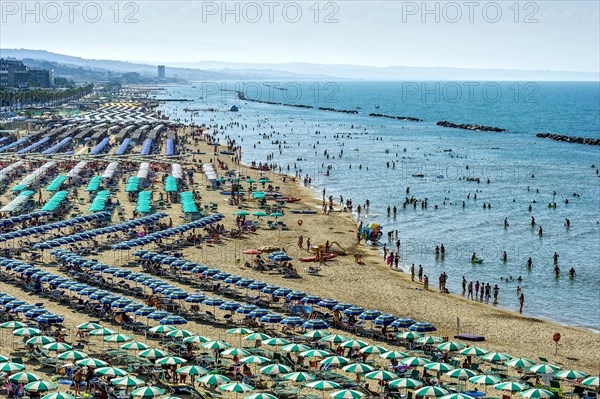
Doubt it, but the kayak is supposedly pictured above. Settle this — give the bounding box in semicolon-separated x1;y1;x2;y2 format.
299;253;338;262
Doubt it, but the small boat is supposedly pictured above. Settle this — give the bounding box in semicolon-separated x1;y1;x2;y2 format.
299;253;338;262
283;197;301;203
412;174;425;178
220;150;235;155
290;209;318;214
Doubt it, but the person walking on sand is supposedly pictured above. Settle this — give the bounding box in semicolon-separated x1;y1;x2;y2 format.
418;265;423;282
423;275;429;290
298;235;303;250
519;292;525;314
410;264;415;282
306;237;311;251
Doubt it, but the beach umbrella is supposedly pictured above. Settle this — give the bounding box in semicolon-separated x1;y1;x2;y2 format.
321;334;350;344
307;380;341;390
25;381;58;393
409;322;436;332
529;364;560;374
95;367;129;377
13;327;42;336
222;348;251;357
130;386;166;398
42;393;76;399
320;356;350;366
390;378;423;389
280;317;304;326
582;376;599;387
342;306;364;315
248;309;269;318
360;345;388;355
365;370;398;381
9;371;41;383
197;374;230;386
469;375;502;385
176;365;208;376
330;389;364;399
459;347;489;356
148;325;176;334
227;327;255;335
1;321;26;329
0;355;7;362
506;358;536;369
104;333;133;343
342;363;376;374
304;330;330;339
446;368;477;380
284;372;316;382
263;337;290;346
166;329;193;338
341;339;368;349
77;358;108;368
57;350;88;361
259;314;283;324
424;363;454;372
77;322;102;330
160;315;188;325
26;335;56;346
441;394;473;399
300;349;331;358
401;357;430;367
219;382;254;394
380;351;408;360
415;386;449;397
519;389;555;399
139;349;169;359
245;394;277;399
0;362;26;372
183;335;211;344
494;382;529;392
43;342;72;352
244;333;271;341
89;327;116;336
437;342;465;352
234;211;250;215
303;319;330;330
282;343;311;353
482;352;512;363
111;376;145;387
240;356;270;364
202;340;231;350
121;341;150;350
155;356;187;365
259;364;292;375
397;331;423;340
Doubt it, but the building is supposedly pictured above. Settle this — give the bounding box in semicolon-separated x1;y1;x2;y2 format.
157;65;166;79
0;58;52;88
28;69;53;87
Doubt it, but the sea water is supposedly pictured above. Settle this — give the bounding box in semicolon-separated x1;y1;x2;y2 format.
158;81;600;330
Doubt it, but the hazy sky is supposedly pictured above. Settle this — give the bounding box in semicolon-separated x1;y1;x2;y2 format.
1;1;599;72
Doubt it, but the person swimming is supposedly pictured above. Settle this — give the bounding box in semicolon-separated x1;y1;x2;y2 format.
526;257;532;269
568;267;576;278
502;251;508;263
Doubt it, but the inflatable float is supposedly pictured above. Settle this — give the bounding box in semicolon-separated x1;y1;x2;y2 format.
471;258;484;264
299;253;338;262
360;223;383;244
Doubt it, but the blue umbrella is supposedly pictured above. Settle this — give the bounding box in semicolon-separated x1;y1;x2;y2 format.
332;303;353;311
303;319;330;330
317;299;339;308
185;294;206;303
248;309;269;318
301;295;322;304
214;272;232;280
148;311;171;320
36;314;64;324
286;291;307;301
343;306;365;315
248;281;267;290
202;298;225;306
220;302;242;311
236;304;258;315
112;299;133;308
168;292;189;300
134;307;156;316
374;314;397;326
273;288;292;297
5;300;27;309
260;313;284;324
392;318;415;328
280;316;305;326
25;308;49;318
191;266;208;273
14;304;36;313
224;276;242;284
409;322;436;332
236;278;255;287
202;269;220;277
359;310;382;320
261;285;280;294
123;303;144;312
160;315;188;325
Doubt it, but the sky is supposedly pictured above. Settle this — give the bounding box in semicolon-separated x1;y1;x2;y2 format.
1;0;599;72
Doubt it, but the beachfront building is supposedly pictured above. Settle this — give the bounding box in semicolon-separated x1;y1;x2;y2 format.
0;58;53;88
158;65;166;79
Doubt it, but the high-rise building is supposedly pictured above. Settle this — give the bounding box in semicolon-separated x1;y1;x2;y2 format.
0;58;52;87
157;65;166;79
28;69;53;87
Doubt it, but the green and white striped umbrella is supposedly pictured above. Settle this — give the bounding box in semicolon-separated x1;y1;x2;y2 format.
415;386;450;397
482;352;512;363
401;357;430;367
284;372;316;382
446;368;477;380
506;358;536;369
240;355;270;364
95;367;129;377
57;350;88;361
13;327;42;336
320;356;350;366
9;371;41;383
360;345;388;355
139;349;169;359
24;381;58;392
183;335;211;344
342;363;376;374
1;321;26;329
304;330;330;339
441;394;473;399
43;342;72;352
389;378;423;389
0;355;7;362
263;337;290;346
300;349;332;358
227;328;255;335
306;380;341;390
529;364;560;374
222;348;251;357
424;362;454;372
89;327;116;336
121;341;150;350
111;376;145;387
282;343;311;353
26;335;56;345
42;393;77;399
554;370;588;380
245;394;278;399
155;356;187;365
130;386;166;398
397;331;424;340
469;375;502;385
417;336;444;345
519;389;555;399
244;333;271;341
380;350;409;360
364;370;398;381
76;358;108;368
219;382;254;393
77;322;102;330
459;347;488;356
148;325;176;334
340;339;368;349
582;376;599;387
104;333;132;343
321;334;350;344
259;363;293;375
494;382;529;392
202;340;231;350
166;329;193;338
176;365;208;376
0;362;26;372
197;374;231;386
436;342;465;352
330;389;364;399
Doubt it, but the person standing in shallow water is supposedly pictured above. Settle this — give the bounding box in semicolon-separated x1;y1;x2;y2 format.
410;264;415;282
519;293;525;314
